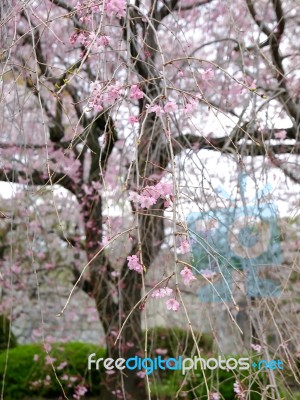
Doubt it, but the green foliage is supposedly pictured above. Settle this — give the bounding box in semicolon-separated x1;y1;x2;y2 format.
0;342;105;399
150;356;288;400
0;315;17;351
145;326;213;359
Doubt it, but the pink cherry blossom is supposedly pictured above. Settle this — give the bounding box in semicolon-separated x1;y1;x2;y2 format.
166;298;180;312
155;182;173;196
136;371;146;378
44;342;52;352
180;266;196;286
45;263;55;270
69;31;79;45
146;104;165;116
98;35;110;47
244;76;256;90
184;100;197;115
128;181;173;209
180;239;190;254
142;185;161;201
164;101;178;113
233;380;245;399
210;393;221;400
128;190;141;203
45;355;56;365
105;83;122;104
151;287;173;298
130;85;144;99
11;265;21;273
199;269;217;280
250;343;262;352
139;194;157;208
105;0;126;18
275;130;287;140
129;115;139;125
73;384;88;399
155;348;168;355
201;68;214;80
127;254;143;273
105;370;116;375
57;361;68;370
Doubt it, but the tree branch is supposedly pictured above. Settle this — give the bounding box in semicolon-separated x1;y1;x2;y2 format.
0;168;77;194
172;132;300;157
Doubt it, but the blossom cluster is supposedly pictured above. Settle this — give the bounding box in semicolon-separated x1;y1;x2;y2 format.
199;268;217;280
88;81;122;112
70;31;110;48
180;266;196;286
127;254;143;274
73;385;88;399
74;0;126;22
147;267;196;313
146;101;178;116
209;392;221;400
233;380;246;399
129;182;173;209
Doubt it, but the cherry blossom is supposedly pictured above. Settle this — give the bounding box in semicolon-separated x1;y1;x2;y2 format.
233;381;245;399
180;239;190;254
151;287;173;298
73;385;88;400
45;355;56;365
250;344;262;352
129;116;139;125
89;81;122;112
11;265;21;273
105;83;122;104
105;370;116;375
98;35;110;47
210;392;221;400
275;130;287;140
180;267;196;286
44;342;52;352
128;181;173;209
139;194;157;208
136;371;146;378
57;361;68;370
146;104;165;116
166;298;180;312
155;348;168;355
127;254;143;273
199;269;217;280
155;182;173;196
130;85;144;99
201;68;214;80
105;0;126;18
128;191;141;203
183;100;197;115
244;76;256;90
164;101;178;113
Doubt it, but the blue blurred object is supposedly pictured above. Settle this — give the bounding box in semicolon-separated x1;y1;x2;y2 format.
187;173;281;302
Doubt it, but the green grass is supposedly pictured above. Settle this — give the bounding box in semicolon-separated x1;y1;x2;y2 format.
0;342;105;399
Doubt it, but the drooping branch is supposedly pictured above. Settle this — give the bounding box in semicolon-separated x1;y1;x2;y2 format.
172;132;300;157
246;0;300;124
0;167;77;194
